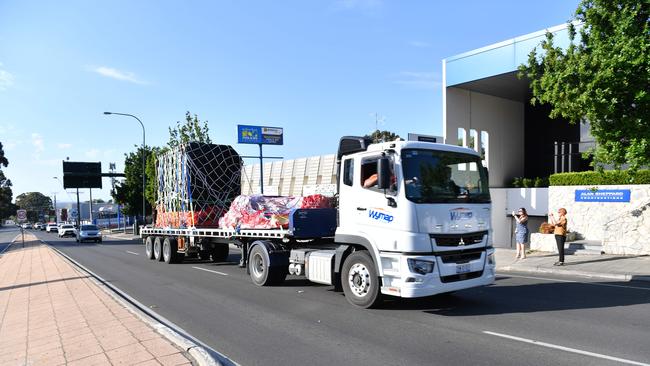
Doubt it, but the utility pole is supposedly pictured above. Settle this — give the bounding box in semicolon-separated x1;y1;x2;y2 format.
76;189;81;228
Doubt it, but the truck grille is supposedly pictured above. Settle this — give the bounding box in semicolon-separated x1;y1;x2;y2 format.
431;231;487;247
440;249;484;264
440;270;484;283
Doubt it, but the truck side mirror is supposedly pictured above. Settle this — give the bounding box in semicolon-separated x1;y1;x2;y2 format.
377;158;391;190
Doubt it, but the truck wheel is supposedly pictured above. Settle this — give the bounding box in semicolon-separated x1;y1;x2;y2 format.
153;237;164;262
210;245;229;262
163;237;178;264
198;250;211;261
248;245;286;286
341;251;382;308
145;237;155;259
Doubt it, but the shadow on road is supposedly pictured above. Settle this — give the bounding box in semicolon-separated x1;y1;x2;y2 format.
381;279;650;314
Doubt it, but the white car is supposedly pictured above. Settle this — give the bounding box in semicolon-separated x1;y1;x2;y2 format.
58;224;76;238
76;224;102;243
45;223;58;233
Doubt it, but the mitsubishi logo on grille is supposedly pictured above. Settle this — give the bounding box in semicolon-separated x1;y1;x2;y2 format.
458;238;465;246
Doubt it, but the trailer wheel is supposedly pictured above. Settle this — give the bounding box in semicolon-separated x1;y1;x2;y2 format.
248;244;286;286
341;251;382;308
145;237;155;260
210;245;229;262
153;237;164;262
163;237;178;264
198;250;211;261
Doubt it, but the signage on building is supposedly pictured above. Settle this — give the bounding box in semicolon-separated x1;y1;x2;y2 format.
237;125;284;145
574;189;631;203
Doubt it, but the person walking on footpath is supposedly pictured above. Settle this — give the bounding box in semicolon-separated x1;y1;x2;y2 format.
513;207;529;259
549;208;568;265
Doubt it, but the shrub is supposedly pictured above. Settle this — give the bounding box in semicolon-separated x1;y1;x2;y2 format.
511;176;549;188
549;170;650;186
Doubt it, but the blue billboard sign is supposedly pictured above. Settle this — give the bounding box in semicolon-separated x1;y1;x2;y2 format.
575;189;631;203
237;125;284;145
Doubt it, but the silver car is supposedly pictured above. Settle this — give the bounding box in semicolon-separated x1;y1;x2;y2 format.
76;224;102;243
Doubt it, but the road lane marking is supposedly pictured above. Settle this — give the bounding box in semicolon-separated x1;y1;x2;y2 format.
497;274;650;291
126;251;139;256
192;266;228;276
484;331;650;366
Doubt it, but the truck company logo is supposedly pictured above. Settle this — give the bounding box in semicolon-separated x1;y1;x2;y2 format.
450;208;473;221
368;209;394;223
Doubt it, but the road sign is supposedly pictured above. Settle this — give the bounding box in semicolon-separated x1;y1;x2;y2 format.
237;125;284;145
63;161;102;189
16;209;27;222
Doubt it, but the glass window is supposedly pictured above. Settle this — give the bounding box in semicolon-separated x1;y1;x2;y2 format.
402;149;490;204
343;159;354;186
361;157;397;194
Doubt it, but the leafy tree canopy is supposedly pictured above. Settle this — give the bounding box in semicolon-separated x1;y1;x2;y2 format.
0;142;17;221
519;0;649;170
112;146;154;218
365;130;401;144
168;111;212;148
15;192;52;222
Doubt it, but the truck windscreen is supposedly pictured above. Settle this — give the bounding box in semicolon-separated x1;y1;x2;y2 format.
402;149;490;204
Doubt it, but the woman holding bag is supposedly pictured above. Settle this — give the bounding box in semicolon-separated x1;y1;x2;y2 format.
549;208;568;265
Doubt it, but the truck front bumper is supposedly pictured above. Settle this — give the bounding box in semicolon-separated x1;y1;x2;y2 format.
379;248;496;298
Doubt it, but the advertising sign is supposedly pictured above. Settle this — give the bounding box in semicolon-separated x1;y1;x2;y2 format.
63;161;102;189
237;125;284;145
574;189;631;203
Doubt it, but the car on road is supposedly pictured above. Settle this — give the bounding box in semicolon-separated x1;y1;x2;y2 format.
76;224;102;243
21;223;30;229
32;223;41;230
58;224;76;238
46;223;58;233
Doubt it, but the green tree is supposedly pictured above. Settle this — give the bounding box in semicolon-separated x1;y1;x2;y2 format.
365;130;401;143
168;111;212;148
519;0;649;170
0;142;17;222
112;146;154;218
15;192;53;222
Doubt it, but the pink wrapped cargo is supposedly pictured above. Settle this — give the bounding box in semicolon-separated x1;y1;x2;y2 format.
219;194;333;229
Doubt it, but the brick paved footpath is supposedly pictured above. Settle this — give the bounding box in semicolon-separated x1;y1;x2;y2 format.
0;234;194;366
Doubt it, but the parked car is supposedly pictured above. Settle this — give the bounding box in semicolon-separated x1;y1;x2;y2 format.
58;224;76;238
46;223;58;233
76;224;102;243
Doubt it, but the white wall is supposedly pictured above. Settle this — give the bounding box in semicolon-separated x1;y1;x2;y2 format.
445;87;524;188
489;188;510;247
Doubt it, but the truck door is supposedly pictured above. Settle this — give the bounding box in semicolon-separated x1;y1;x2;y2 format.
354;155;399;232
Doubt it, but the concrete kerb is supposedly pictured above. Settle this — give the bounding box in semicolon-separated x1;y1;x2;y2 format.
43;240;235;366
498;265;650;283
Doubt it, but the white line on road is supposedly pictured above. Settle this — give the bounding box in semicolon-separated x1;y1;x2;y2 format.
192;266;228;276
484;331;650;366
497;274;650;291
126;251;139;256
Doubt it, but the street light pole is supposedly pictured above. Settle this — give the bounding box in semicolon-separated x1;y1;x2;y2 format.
103;112;146;230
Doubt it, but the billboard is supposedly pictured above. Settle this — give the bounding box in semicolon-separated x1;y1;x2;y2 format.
237;125;283;145
63;161;102;189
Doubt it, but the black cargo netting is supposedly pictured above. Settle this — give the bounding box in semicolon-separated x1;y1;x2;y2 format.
155;142;242;228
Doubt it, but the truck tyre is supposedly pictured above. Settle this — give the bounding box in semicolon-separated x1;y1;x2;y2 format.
210;245;229;262
163;237;178;264
248;244;287;286
153;237;164;262
198;250;211;261
145;237;155;260
341;251;382;308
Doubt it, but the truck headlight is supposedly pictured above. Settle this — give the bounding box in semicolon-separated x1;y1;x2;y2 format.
407;259;434;275
487;252;496;266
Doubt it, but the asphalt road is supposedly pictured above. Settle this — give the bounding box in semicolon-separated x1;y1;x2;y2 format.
0;226;22;253
31;230;650;366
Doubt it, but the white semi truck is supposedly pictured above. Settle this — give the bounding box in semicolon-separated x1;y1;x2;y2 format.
140;136;495;308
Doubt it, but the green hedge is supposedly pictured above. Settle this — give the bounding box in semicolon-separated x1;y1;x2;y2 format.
549;170;650;186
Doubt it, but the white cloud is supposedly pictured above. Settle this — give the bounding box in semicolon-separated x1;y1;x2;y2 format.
91;66;147;85
408;40;431;48
393;71;441;90
0;62;14;91
31;133;44;156
4;141;21;151
57;143;72;149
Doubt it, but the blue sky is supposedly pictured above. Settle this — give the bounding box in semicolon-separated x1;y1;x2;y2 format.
0;0;580;202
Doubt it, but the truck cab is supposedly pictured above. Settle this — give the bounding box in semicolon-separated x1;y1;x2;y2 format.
335;137;495;306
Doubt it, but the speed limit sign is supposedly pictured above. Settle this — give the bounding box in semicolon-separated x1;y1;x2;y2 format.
17;209;27;222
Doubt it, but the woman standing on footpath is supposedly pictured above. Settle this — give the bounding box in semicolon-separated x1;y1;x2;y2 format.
513;207;529;259
549;208;568;265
